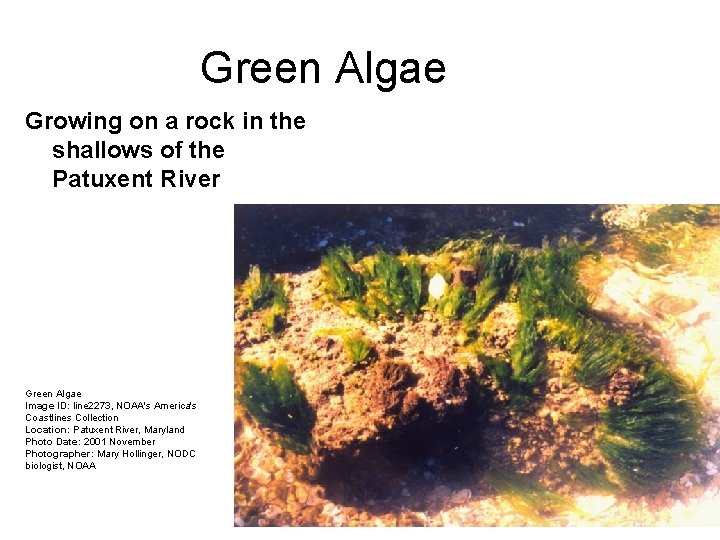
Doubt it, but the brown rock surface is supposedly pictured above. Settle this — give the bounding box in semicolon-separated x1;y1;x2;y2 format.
234;270;482;481
309;355;474;477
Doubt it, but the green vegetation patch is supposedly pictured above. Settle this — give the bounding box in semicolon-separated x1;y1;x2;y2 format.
485;468;576;524
320;247;424;319
362;251;424;319
239;265;287;313
236;265;289;337
319;247;365;303
617;204;720;268
598;364;701;491
568;462;619;494
342;332;375;365
237;358;315;452
315;236;704;492
436;283;472;320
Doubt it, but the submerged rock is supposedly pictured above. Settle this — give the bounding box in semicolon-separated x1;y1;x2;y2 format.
307;354;476;481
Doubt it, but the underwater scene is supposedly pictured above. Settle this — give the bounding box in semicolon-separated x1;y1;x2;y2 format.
234;204;720;526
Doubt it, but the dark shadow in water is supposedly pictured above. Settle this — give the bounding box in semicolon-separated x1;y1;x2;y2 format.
311;397;489;514
234;204;607;278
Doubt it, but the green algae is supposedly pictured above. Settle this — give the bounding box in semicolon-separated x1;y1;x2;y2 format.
342;333;375;365
573;326;645;388
568;462;619;494
598;363;701;491
261;310;285;336
320;247;424;320
437;282;472;320
462;276;503;328
544;319;647;388
237;265;289;337
237;358;315;452
315;237;704;492
485;468;576;524
477;354;513;392
462;242;521;329
361;251;424;319
320;246;365;303
239;265;288;314
616;204;720;268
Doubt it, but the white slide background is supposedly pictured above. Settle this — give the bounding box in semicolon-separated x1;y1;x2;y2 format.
1;1;719;538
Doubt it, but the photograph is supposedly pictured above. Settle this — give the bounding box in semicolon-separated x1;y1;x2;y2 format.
233;204;720;526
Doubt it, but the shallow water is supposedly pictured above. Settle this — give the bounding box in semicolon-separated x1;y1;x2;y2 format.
583;205;720;525
234;204;605;276
234;204;720;526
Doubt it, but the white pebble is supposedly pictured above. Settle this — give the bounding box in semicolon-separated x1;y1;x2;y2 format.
428;273;448;300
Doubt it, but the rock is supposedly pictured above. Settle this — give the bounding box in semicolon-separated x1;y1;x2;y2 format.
309;355;475;479
452;265;477;287
263;504;283;520
399;390;422;423
253;469;272;485
306;486;324;506
415;356;471;414
260;456;277;474
607;368;641;406
295;484;308;504
300;507;319;525
427;485;452;500
440;510;459;526
479;303;519;353
365;361;414;415
329;395;343;407
321;502;336;516
601;205;652;230
652;295;697;316
575;495;616;515
450;488;472;504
